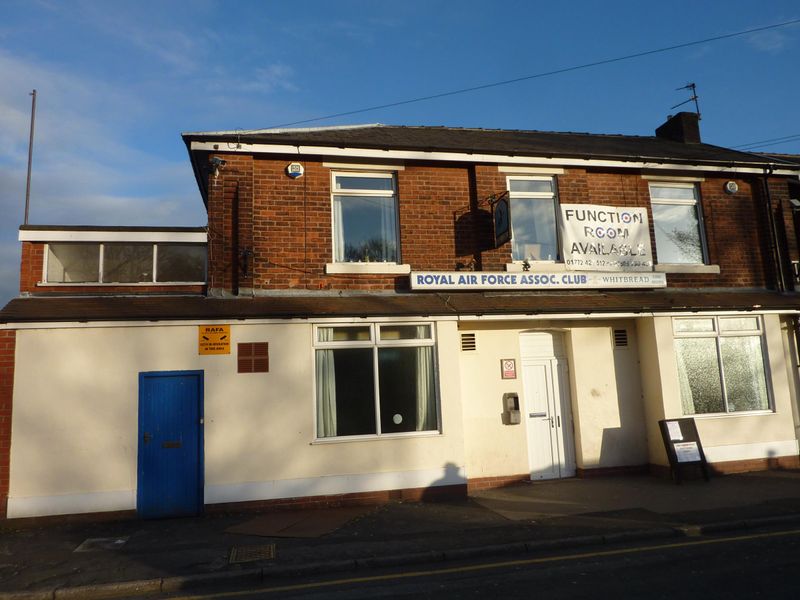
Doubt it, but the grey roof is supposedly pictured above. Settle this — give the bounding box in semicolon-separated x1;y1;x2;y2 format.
1;290;797;324
183;123;797;168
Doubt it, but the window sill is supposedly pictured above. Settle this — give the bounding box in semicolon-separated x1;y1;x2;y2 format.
311;430;442;444
325;263;411;275
38;281;206;286
505;262;564;273
654;264;720;274
686;410;774;419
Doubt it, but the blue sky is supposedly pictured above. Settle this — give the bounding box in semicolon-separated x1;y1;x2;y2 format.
1;1;798;304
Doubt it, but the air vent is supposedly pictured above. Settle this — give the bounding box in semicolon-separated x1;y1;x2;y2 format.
461;333;477;351
238;342;269;373
613;329;628;348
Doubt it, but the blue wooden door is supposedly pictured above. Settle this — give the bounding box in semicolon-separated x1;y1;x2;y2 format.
138;371;203;518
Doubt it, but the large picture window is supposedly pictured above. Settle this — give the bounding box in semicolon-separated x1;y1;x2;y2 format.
332;173;398;263
674;316;771;415
315;323;438;439
45;243;206;284
507;177;559;262
650;183;706;264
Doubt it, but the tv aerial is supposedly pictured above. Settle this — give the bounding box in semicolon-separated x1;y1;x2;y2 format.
671;82;701;119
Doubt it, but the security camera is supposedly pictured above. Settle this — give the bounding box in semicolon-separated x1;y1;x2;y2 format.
210;157;227;167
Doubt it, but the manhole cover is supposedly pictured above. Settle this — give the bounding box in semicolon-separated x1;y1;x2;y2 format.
74;537;129;552
229;544;276;564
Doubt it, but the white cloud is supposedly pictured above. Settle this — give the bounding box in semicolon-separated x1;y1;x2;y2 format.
746;30;793;54
0;49;207;305
202;63;299;97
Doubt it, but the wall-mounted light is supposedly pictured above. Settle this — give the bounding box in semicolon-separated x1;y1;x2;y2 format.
210;156;227;178
724;181;739;195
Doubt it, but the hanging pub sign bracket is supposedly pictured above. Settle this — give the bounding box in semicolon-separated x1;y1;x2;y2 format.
490;191;511;248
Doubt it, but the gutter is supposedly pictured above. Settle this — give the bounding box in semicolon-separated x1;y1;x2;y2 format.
185;140;800;176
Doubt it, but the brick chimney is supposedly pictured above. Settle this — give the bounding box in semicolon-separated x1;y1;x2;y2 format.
655;112;701;144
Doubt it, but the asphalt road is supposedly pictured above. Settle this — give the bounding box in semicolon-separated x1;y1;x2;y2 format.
157;527;800;599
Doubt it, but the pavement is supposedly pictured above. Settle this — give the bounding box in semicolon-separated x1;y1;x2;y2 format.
1;470;800;599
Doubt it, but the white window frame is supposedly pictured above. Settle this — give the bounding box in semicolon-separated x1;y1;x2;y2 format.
649;182;709;266
672;315;774;416
312;322;440;442
506;175;560;263
42;242;207;285
329;171;401;266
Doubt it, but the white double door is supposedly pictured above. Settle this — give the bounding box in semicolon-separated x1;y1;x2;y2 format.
520;332;575;480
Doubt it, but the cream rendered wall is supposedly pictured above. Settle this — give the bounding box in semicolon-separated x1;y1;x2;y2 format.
459;319;647;480
568;322;647;470
9;319;465;517
636;317;671;465
637;314;799;467
778;316;800;441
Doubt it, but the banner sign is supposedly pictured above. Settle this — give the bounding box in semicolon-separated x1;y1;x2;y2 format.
410;271;666;290
559;204;653;272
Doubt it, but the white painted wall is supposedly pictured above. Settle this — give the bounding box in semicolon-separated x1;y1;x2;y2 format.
567;322;648;470
9;320;465;518
637;315;799;467
458;320;647;479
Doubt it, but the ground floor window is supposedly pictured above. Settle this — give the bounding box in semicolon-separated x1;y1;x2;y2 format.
673;316;771;415
315;323;438;438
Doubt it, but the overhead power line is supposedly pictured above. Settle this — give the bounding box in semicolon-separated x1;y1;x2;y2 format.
270;18;800;129
734;134;800;151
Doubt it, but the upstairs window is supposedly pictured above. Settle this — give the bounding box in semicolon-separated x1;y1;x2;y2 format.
47;243;100;283
650;183;706;264
507;177;559;262
332;173;398;263
45;243;206;284
103;243;153;282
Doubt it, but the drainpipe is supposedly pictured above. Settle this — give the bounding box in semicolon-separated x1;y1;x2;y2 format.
762;167;787;292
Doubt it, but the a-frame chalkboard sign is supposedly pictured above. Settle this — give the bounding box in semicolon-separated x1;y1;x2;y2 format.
658;418;710;484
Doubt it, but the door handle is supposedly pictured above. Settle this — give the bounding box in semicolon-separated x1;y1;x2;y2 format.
557;415;561;428
143;432;152;444
549;416;555;428
529;412;547;418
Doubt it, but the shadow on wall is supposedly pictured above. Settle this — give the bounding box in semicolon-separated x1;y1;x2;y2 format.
454;207;493;261
597;327;649;471
420;462;466;503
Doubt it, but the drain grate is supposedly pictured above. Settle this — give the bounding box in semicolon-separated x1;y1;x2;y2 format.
229;543;277;564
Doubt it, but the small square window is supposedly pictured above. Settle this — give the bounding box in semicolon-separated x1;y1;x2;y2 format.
238;342;269;373
47;243;100;283
103;243;153;283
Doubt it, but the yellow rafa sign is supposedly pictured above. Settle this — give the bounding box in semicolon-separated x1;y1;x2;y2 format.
198;325;231;355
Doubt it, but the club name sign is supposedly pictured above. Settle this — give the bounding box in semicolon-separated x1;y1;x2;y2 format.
410;271;666;290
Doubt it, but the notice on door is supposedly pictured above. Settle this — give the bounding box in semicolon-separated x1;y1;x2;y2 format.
198;325;231;355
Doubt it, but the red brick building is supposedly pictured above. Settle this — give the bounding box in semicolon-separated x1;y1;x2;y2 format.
1;114;799;519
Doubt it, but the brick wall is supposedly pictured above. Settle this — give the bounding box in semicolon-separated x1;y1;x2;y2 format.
0;330;14;518
202;154;797;294
19;242;44;293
